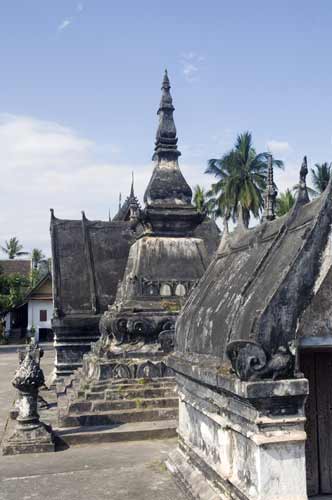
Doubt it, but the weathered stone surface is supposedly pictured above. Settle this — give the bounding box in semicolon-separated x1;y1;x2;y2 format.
168;163;332;498
2;351;54;455
167;357;308;499
176;172;332;359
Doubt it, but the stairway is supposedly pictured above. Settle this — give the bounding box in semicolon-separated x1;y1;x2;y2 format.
57;375;178;446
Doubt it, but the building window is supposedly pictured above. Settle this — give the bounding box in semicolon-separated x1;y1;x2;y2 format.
40;310;47;322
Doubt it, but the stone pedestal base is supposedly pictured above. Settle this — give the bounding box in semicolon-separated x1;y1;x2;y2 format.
167;353;309;500
2;423;55;455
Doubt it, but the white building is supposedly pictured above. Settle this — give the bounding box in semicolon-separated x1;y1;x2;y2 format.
26;273;53;342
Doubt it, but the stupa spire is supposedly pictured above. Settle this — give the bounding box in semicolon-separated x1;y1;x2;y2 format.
153;69;181;161
130;172;134;198
262;154;277;222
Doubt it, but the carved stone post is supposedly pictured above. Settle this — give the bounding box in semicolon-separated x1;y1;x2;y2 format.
2;352;54;455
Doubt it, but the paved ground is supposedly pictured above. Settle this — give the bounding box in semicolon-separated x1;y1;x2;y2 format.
0;345;183;500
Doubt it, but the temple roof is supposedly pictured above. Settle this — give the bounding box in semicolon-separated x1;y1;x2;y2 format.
50;210;135;316
176;161;332;359
113;177;141;222
0;259;31;278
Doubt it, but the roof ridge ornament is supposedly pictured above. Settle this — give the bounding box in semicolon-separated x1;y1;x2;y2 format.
262;154;277;222
296;156;310;206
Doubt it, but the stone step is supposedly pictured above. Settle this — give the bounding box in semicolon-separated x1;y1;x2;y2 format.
84;386;176;401
105;387;176;400
59;406;178;427
56;419;178;446
69;397;179;414
87;380;176;393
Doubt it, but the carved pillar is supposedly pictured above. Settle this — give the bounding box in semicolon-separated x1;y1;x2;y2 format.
2;352;54;455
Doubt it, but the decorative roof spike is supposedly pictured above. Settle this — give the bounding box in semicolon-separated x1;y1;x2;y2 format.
152;70;181;161
262;154;277;222
296;156;310;206
113;180;141;222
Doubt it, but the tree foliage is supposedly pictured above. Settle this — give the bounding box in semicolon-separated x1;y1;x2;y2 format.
192;185;215;217
0;271;30;318
206;132;283;228
1;237;28;259
311;162;331;194
276;189;296;217
31;248;45;269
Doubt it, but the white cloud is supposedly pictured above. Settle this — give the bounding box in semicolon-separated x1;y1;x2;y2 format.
180;52;204;82
0;114;204;257
267;140;291;156
0;114;93;169
77;3;84;12
58;18;72;31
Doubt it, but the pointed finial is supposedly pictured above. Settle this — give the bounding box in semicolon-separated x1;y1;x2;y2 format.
153;70;181;161
130;172;134;197
296;156;310;206
162;69;170;89
108;208;111;222
262;154;277;222
119;193;122;211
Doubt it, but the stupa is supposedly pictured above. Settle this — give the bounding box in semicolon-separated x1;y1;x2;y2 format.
56;72;220;442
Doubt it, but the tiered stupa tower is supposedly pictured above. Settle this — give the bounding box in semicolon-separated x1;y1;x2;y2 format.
56;73;219;441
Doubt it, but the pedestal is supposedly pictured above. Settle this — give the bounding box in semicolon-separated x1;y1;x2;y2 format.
167;353;309;500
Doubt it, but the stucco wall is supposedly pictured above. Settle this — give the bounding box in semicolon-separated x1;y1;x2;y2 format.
27;300;53;341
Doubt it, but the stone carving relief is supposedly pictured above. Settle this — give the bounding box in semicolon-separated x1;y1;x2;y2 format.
226;340;295;381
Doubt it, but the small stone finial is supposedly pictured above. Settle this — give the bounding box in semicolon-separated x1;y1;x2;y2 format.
296;156;310;206
108;208;111;222
119;192;122;211
262;154;277;222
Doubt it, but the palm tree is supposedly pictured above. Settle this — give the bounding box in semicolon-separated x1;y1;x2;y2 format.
206;132;283;228
1;237;28;259
311;162;331;194
276;189;295;217
193;185;207;212
192;185;215;216
31;248;45;270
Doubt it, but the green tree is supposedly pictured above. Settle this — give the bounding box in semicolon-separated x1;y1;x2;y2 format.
193;185;207;212
1;237;28;259
0;272;30;318
311;162;331;194
31;248;45;270
276;189;296;217
192;185;215;217
206;132;283;228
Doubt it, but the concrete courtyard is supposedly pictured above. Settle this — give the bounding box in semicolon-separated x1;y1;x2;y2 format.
0;345;183;500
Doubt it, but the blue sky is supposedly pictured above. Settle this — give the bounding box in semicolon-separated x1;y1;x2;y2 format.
1;0;332;255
